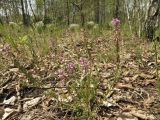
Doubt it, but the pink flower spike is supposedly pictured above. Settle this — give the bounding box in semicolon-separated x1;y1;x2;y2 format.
67;62;75;70
79;57;88;70
80;57;86;66
111;18;120;26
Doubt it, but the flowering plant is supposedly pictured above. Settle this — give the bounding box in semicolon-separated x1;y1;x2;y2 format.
111;18;120;26
111;18;121;68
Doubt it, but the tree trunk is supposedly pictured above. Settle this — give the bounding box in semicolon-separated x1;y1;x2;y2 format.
20;0;28;26
80;0;85;26
72;4;76;23
144;0;160;40
4;6;9;24
94;0;100;23
101;0;106;24
114;0;120;18
29;0;37;22
124;0;132;33
43;0;47;18
71;0;85;26
66;0;70;25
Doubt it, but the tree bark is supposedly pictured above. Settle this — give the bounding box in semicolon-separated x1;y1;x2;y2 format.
71;0;85;26
66;0;70;25
20;0;28;26
80;0;85;26
94;0;100;23
114;0;120;18
29;0;37;22
144;0;160;40
124;0;132;33
101;0;106;24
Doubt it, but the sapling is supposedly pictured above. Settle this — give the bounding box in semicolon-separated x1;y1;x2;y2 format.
35;21;44;34
69;24;80;32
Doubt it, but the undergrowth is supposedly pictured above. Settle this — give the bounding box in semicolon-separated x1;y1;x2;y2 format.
0;23;159;119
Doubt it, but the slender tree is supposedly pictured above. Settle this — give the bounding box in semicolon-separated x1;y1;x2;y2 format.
20;0;28;26
66;0;70;25
114;0;120;18
94;0;100;23
144;0;160;40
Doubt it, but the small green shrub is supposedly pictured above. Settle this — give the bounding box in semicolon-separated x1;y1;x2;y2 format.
155;28;160;38
46;23;56;32
69;24;80;32
35;21;45;34
86;21;95;30
9;22;19;28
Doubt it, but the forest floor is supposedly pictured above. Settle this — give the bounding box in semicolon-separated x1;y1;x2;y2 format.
0;29;160;120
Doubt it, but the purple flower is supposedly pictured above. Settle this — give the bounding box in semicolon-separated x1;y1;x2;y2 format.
67;62;75;70
80;57;87;66
79;57;88;70
111;18;120;26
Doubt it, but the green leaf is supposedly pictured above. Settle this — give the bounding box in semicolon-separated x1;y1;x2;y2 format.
19;35;28;44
